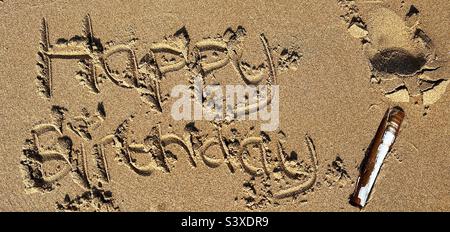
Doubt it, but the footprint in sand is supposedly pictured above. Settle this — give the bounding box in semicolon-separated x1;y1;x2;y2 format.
339;2;449;107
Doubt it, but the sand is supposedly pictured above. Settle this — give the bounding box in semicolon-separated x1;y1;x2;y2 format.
0;0;449;212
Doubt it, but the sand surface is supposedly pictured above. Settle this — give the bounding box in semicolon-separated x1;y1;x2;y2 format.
1;0;449;211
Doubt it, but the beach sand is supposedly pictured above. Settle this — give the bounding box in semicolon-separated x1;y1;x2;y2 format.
0;0;449;211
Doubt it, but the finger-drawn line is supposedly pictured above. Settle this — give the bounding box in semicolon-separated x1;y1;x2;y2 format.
37;18;52;98
126;143;157;175
31;124;73;184
260;34;276;86
273;135;318;198
160;133;197;167
238;137;266;176
194;39;229;73
80;143;91;187
102;44;139;88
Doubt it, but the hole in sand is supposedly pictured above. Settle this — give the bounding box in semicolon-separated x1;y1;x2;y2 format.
370;48;427;75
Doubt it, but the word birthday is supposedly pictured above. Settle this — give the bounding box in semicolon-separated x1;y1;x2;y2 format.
22;105;318;199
